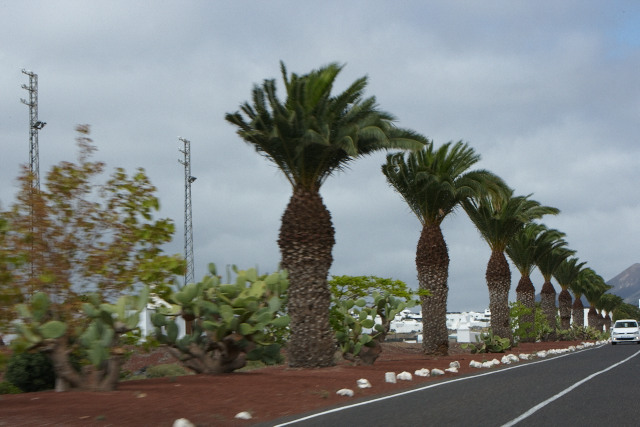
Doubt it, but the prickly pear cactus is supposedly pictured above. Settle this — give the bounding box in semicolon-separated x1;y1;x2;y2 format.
332;291;417;365
12;287;150;391
13;293;68;351
151;263;289;374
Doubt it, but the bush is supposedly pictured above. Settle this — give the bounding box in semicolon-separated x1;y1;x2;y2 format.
145;363;190;378
0;380;22;394
461;330;512;354
5;351;55;392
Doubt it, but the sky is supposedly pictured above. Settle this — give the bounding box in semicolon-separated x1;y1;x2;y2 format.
1;1;639;311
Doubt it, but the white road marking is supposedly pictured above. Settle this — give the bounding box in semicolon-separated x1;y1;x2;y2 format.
501;348;640;427
273;345;606;426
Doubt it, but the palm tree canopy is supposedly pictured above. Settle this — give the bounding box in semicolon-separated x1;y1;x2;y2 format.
579;268;612;306
381;141;507;226
553;257;586;291
226;61;427;191
463;190;560;252
598;293;623;314
536;235;575;281
506;223;565;277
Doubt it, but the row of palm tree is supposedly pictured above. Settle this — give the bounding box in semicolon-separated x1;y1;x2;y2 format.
226;61;616;366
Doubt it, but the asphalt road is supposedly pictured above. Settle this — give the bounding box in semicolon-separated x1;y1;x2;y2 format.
266;343;640;427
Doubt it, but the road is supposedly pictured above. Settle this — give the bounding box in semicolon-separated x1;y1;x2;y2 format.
265;343;640;426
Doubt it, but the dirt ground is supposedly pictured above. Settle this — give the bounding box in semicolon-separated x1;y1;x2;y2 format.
0;340;594;426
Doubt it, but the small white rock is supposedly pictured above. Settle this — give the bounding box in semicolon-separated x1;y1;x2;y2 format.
385;372;397;383
234;412;253;420
519;353;530;360
469;360;483;368
336;388;354;397
491;359;500;366
414;368;430;377
481;361;493;369
449;361;460;369
445;367;458;373
357;378;372;388
396;371;413;381
536;350;548;358
431;368;445;376
173;419;195;427
568;346;576;352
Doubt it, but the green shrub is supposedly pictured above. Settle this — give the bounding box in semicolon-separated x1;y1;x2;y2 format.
5;351;55;392
145;363;190;378
461;330;512;354
0;380;22;394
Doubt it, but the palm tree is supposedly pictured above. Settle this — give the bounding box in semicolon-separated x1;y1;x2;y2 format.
226;62;425;367
598;293;623;332
382;141;506;355
536;243;574;338
463;190;559;342
506;223;562;341
570;266;591;328
553;257;586;330
581;269;611;330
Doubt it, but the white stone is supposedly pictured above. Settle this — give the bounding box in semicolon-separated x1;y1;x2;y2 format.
414;368;430;377
234;412;253;420
481;361;493;368
173;419;195;427
357;379;372;388
431;368;445;376
397;371;413;381
385;372;397;383
519;353;530;360
536;350;548;358
445;367;458;373
491;359;500;366
336;388;354;397
449;361;460;369
469;360;483;368
568;346;576;352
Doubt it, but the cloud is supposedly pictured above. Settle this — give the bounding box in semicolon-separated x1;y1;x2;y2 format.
2;1;639;311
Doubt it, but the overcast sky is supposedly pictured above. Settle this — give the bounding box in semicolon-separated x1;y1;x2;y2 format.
2;1;639;311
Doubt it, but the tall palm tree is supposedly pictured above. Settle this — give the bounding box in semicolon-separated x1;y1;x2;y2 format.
226;62;425;367
569;270;588;328
553;257;586;330
463;190;559;342
581;269;611;330
598;293;623;332
382;141;506;355
536;243;574;338
506;223;562;341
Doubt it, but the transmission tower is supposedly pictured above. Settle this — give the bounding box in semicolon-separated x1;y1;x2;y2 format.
179;137;196;286
21;69;46;190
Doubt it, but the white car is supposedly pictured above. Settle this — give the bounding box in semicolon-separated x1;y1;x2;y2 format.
611;319;640;345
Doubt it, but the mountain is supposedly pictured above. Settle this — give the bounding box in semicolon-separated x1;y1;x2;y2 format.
607;263;640;305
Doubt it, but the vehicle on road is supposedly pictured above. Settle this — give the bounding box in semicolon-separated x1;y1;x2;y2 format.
611;319;640;345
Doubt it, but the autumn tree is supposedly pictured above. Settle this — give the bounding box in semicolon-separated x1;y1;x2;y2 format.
3;126;184;390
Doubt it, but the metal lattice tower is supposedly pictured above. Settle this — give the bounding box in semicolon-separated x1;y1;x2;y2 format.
21;69;46;190
179;137;196;286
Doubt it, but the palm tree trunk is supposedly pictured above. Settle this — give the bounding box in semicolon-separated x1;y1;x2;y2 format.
278;188;336;367
516;275;536;342
558;288;572;330
587;307;599;329
540;281;557;339
416;224;449;356
572;297;584;328
485;250;513;343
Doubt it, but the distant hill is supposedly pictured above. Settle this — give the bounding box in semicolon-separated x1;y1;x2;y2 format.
608;263;640;305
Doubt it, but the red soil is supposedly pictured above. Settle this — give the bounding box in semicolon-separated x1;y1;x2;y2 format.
0;340;592;426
